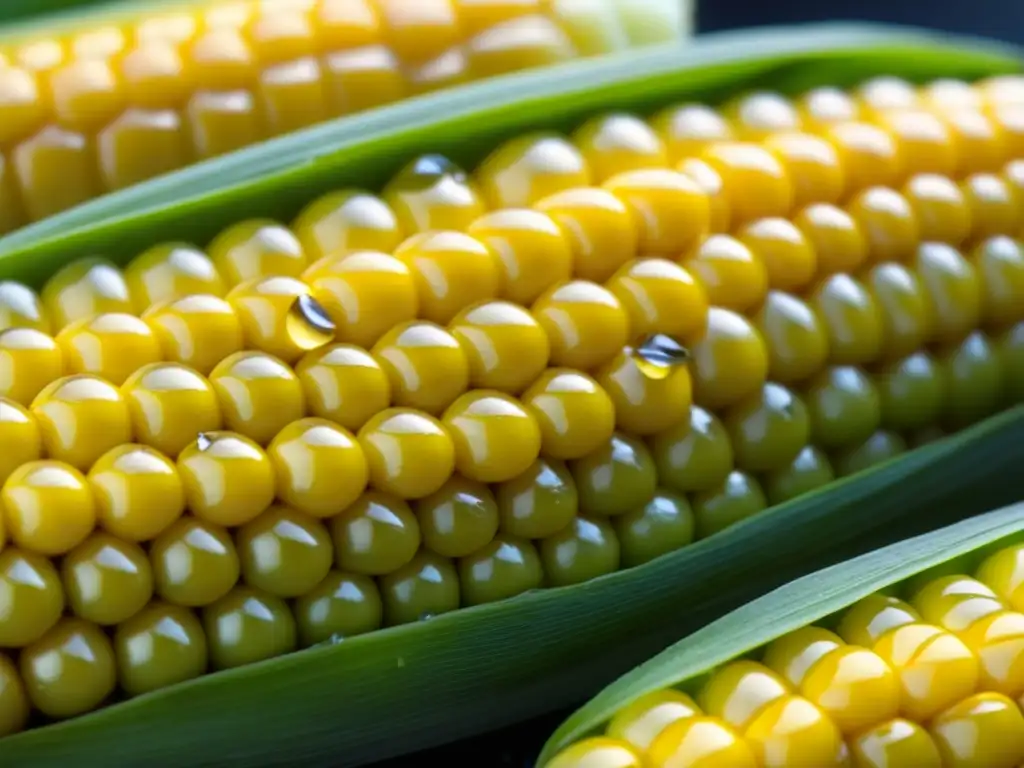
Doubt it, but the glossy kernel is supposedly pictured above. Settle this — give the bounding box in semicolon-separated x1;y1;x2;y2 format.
823;121;904;191
208;219;308;287
495;457;578;540
700;142;794;224
414;475;499;559
571;113;668;182
595;348;693;436
209;351;306;446
808;274;885;365
236;505;333;597
114;602;208;697
142;294;244;376
651;103;733;163
961;173;1021;243
380;549;460;626
804;365;882;449
304;251;418;349
762;131;846;208
372;321;469;416
605;689;701;752
682;234;768;314
227;276;335;365
448;301;549;395
295;344;391;432
540;516;620;588
913;242;983;344
475;133;592;209
743;695;847;768
685;307;769;411
875;352;947;433
938;330;1005;431
763;445;836;505
849;719;943;768
677;157;731;234
268;418;368;519
753;291;829;384
2;459;95;556
648;717;757;768
929;692;1024;767
442;390;541;484
800;645;901;734
970;236;1024;328
872;622;979;722
0;281;49;333
548;737;645;768
700;660;789;729
292;191;404;260
0;547;64;647
55;312;162;386
62;532;153;626
122;362;223;459
0;328;65;407
794;203;869;277
651;405;734;494
88;444;185;543
798;86;861;128
737;218;818;294
833;429;909;477
602;168;710;255
19;618;116;719
846;186;921;263
604;258;709;345
570;432;657;517
691;470;768;539
726;91;802;139
533;188;638;285
458;534;543;606
902;174;972;247
358;408;455;500
872;110;957;178
393;231;500;326
614;489;695;569
177;432;275;528
41;258;132;333
150;516;240;607
724;382;811;473
202;586;296;670
532;280;629;372
0;654;28;737
466;209;573;306
0;399;41;488
863;262;934;360
125;243;226;313
520;368;615;461
293;570;382;646
383;155;485;234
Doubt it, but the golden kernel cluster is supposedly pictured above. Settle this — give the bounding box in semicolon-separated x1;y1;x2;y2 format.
0;0;682;231
2;72;1024;736
550;540;1024;768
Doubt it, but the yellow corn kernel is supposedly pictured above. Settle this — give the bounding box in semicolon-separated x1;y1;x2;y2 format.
929;692;1024;767
647;716;758;767
605;689;701;751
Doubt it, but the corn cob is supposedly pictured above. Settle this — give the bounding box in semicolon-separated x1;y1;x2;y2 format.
0;61;1023;745
541;507;1024;768
0;0;687;232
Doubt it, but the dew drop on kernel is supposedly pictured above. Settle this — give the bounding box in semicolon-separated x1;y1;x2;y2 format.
396;154;469;191
286;293;336;352
631;333;690;380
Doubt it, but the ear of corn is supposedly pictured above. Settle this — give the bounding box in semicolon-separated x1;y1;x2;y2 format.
0;0;688;233
539;502;1024;767
1;22;1024;768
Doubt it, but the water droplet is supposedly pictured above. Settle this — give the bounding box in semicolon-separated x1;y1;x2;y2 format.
314;633;346;648
196;433;213;451
418;612;436;622
396;154;468;191
631;333;690;380
286;293;335;352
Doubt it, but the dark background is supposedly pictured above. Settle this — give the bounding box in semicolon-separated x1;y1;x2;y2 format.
368;2;1021;766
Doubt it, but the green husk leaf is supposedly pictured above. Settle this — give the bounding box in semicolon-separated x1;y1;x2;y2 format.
1;407;1022;768
538;498;1024;765
1;23;1022;284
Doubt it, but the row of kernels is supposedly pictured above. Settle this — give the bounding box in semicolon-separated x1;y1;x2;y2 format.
552;539;1024;768
0;0;684;228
